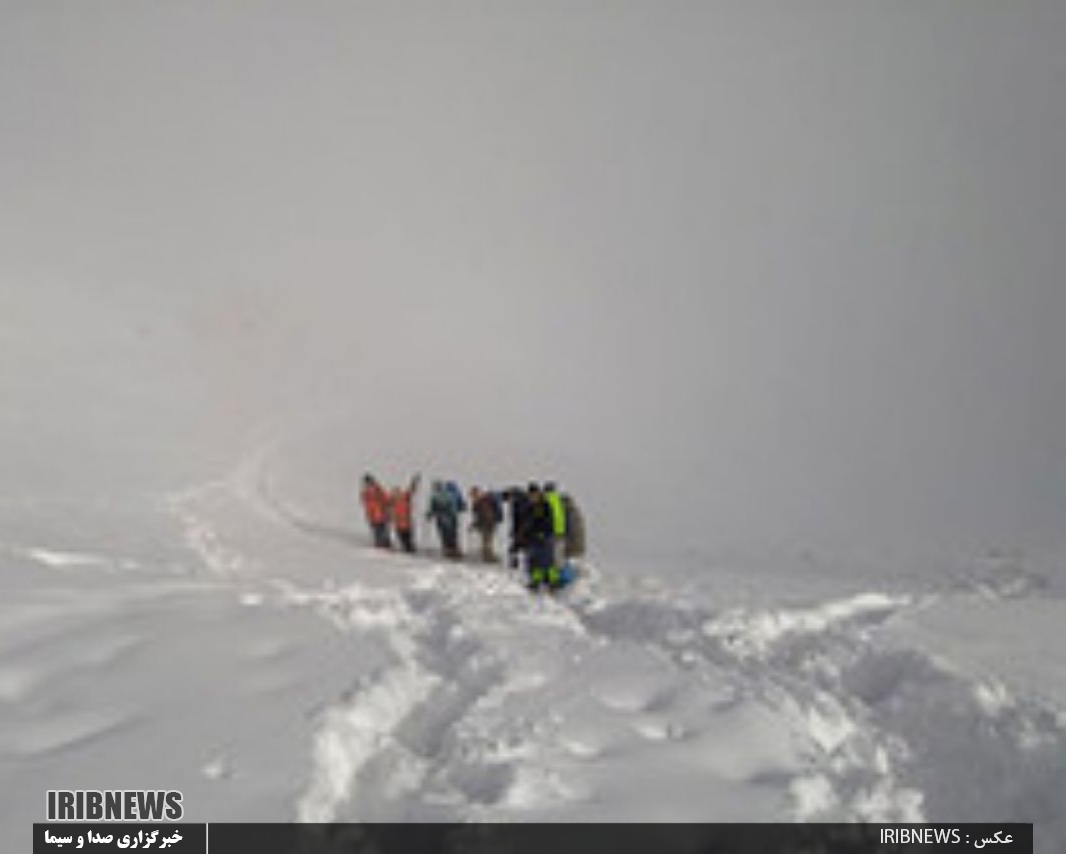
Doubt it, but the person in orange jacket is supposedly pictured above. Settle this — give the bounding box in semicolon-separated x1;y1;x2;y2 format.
360;473;391;549
390;474;421;553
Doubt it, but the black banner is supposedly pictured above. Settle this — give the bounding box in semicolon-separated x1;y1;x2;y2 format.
33;823;1033;854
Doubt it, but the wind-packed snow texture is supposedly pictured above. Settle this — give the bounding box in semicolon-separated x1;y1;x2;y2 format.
1;430;1063;851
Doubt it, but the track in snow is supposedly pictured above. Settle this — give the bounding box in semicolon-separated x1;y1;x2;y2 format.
159;443;1066;837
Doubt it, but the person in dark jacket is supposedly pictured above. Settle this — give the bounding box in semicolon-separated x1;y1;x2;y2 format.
503;486;532;570
426;480;463;559
469;487;502;563
524;483;555;590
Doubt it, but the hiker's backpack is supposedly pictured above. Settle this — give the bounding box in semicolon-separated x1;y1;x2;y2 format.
446;481;466;513
562;494;586;557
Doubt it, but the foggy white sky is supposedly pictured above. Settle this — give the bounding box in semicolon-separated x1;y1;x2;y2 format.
2;1;1064;555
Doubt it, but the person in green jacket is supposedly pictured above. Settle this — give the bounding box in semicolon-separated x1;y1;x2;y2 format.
543;481;567;588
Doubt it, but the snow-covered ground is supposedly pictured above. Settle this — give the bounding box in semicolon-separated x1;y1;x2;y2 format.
1;432;1063;851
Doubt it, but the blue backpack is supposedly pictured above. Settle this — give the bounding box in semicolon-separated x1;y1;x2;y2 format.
445;481;466;513
557;563;578;587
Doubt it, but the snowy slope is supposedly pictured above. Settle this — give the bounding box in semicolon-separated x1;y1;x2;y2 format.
1;437;1064;852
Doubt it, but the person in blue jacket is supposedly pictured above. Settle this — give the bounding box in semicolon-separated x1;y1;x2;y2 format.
426;480;464;559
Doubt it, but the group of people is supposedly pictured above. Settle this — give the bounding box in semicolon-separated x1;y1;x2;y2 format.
360;473;586;591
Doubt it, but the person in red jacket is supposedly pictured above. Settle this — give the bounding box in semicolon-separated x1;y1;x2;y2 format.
360;473;391;549
390;474;421;553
